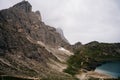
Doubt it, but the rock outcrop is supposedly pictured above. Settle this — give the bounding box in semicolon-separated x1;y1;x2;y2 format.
13;0;32;13
56;27;69;43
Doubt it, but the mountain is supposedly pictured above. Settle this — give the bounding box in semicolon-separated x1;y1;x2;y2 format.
0;1;120;80
56;27;69;43
0;1;76;80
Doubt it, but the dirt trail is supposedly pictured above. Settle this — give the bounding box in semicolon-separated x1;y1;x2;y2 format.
75;71;113;80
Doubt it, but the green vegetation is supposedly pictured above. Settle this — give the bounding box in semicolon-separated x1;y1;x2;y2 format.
64;42;120;76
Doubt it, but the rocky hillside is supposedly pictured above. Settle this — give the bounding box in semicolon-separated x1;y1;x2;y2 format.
0;1;76;80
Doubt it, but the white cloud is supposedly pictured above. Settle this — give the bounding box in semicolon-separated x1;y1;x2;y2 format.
0;0;120;44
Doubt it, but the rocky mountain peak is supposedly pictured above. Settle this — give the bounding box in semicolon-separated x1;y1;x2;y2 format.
0;1;74;79
56;27;69;43
35;10;42;21
13;0;32;13
0;0;70;48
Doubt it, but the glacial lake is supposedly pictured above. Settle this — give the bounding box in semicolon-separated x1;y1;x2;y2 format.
95;61;120;78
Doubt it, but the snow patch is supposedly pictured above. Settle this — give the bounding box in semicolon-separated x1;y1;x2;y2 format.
58;47;73;56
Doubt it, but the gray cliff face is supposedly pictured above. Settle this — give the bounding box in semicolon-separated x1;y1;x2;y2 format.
0;1;73;79
56;27;69;43
35;10;42;21
13;1;32;13
0;1;70;48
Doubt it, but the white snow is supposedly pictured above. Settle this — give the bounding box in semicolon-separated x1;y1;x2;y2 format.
58;47;73;56
58;47;69;52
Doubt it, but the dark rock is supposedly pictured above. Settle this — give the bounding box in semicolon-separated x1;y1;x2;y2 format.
13;1;32;13
72;42;82;50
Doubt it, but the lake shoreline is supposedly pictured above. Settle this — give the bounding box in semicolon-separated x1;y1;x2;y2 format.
95;61;120;78
86;71;114;79
75;69;115;80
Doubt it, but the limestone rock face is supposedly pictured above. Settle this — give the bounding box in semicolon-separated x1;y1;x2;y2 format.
0;1;69;48
0;1;73;79
56;27;69;43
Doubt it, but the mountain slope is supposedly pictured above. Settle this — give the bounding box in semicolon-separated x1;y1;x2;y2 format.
64;41;120;76
0;1;76;80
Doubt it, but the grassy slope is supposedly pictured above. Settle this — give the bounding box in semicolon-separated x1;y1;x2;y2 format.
64;42;120;76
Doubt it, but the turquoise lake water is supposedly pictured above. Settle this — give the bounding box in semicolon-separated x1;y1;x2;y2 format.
95;61;120;78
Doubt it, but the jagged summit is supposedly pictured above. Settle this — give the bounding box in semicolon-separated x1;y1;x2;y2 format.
13;0;32;12
56;27;69;43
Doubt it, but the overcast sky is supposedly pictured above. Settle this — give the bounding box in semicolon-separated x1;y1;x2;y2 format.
0;0;120;44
